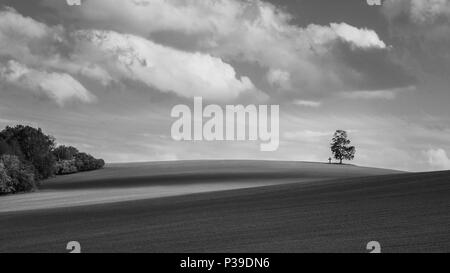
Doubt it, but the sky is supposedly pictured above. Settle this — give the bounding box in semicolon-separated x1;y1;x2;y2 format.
0;0;450;172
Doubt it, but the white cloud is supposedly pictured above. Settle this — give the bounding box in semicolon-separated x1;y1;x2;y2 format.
0;7;65;64
307;23;386;50
44;0;389;96
426;148;450;170
340;86;415;100
59;0;237;35
207;12;387;95
74;30;256;101
0;60;96;106
45;59;114;86
0;8;113;86
330;23;386;49
341;90;397;100
0;7;256;101
293;100;322;107
0;7;45;35
267;69;291;90
284;130;332;141
64;0;386;49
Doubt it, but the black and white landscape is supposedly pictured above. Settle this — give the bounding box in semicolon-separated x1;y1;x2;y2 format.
1;0;450;254
1;161;450;253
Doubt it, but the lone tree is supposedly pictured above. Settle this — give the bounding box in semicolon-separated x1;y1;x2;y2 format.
330;130;356;164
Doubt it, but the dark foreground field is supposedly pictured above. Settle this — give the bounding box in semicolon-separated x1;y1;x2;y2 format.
0;161;449;253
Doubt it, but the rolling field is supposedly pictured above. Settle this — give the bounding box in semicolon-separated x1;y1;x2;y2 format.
1;161;449;253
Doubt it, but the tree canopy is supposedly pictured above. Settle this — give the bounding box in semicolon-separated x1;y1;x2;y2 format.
0;125;56;179
330;130;356;164
0;125;104;195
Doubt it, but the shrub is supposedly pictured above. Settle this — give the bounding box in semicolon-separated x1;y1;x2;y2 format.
54;159;78;175
0;155;36;194
0;126;56;179
53;146;79;161
74;153;105;172
0;125;105;194
0;161;14;194
53;145;104;174
0;138;10;155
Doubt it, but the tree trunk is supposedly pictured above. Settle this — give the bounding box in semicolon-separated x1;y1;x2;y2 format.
339;158;342;164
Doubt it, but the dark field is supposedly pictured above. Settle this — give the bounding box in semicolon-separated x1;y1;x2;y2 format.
0;161;449;253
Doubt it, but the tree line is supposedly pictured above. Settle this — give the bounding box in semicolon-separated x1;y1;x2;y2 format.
0;125;104;195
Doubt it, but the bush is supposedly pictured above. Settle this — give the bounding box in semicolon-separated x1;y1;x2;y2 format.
0;162;14;194
74;153;105;172
0;126;56;180
0;155;36;195
53;145;104;174
54;159;78;175
0;125;105;194
0;138;10;155
53;146;79;161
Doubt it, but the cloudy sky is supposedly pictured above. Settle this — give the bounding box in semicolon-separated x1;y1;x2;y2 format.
0;0;449;171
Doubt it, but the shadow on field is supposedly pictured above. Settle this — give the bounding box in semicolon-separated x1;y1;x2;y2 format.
41;160;403;190
1;169;449;252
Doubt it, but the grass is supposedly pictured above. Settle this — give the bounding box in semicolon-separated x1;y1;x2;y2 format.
0;161;448;253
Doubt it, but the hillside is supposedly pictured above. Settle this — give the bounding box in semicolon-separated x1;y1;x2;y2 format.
2;161;448;252
0;161;401;213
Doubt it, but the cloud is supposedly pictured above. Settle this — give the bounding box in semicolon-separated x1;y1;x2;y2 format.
45;0;238;35
0;118;18;124
0;7;112;87
0;0;444;173
426;148;450;170
73;30;256;101
0;6;45;34
0;7;256;101
340;86;415;100
0;7;66;67
0;7;60;56
267;69;291;90
307;23;386;50
206;12;389;95
284;130;332;141
293;100;322;107
383;0;450;24
382;0;450;78
0;2;411;104
0;60;96;106
41;0;398;98
409;0;450;24
57;0;386;49
341;90;396;100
